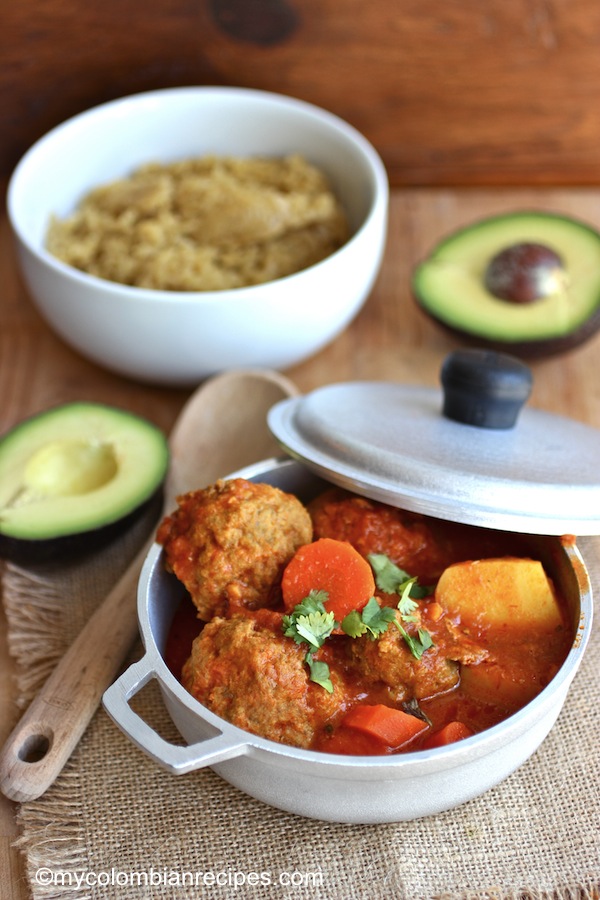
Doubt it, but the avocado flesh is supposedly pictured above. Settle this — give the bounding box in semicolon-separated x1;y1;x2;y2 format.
0;403;168;543
413;212;600;344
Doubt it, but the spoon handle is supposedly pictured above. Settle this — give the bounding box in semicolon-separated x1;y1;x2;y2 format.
0;540;150;803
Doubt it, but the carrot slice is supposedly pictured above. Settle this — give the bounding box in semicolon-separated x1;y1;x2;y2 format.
342;704;428;750
281;538;376;621
422;721;474;749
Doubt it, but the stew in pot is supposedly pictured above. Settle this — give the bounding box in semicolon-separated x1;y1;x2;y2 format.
159;479;572;756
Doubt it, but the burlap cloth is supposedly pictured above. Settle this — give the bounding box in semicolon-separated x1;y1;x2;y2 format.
2;509;599;900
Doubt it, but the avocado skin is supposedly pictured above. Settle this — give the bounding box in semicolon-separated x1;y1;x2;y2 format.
412;210;600;358
415;298;600;359
0;488;163;565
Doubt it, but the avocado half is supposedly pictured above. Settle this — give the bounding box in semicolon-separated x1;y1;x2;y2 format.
0;402;169;562
412;211;600;357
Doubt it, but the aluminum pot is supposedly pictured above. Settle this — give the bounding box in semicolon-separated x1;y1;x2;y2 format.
102;456;593;824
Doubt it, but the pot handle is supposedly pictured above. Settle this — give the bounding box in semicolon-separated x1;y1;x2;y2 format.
102;656;249;774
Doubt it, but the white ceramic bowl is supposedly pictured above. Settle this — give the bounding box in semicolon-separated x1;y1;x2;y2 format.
103;458;593;824
7;87;388;386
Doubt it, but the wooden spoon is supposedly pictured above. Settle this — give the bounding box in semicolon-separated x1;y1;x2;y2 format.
0;368;298;803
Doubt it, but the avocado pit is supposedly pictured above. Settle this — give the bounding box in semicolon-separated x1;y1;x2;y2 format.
484;242;567;304
411;210;600;357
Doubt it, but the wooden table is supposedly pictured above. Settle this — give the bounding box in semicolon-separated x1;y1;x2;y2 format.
2;184;600;899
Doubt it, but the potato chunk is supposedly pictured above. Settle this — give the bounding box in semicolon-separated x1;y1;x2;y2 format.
435;557;562;632
459;661;542;710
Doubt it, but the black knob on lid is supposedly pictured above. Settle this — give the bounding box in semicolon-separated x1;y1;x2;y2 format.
440;349;533;429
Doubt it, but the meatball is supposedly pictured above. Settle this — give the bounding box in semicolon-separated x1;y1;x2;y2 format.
157;478;313;620
309;488;447;582
347;610;460;703
182;611;343;748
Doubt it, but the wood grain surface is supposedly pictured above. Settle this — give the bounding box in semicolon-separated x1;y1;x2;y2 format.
2;183;600;897
4;0;600;186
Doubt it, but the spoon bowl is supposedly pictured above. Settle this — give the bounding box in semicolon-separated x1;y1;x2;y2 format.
0;368;297;802
166;368;298;506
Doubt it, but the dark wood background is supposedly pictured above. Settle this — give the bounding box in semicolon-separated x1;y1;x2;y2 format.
4;0;600;187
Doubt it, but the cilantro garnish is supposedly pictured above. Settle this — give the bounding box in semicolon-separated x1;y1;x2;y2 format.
394;623;434;660
305;653;333;693
397;579;419;621
368;553;411;594
367;553;435;660
368;554;433;599
282;590;335;692
341;596;396;640
281;555;436;691
282;590;335;648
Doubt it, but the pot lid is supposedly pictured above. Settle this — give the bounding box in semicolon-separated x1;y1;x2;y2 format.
267;350;600;535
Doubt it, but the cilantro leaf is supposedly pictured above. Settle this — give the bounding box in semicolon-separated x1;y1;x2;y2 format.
282;592;337;690
294;611;336;649
305;652;333;693
282;590;336;650
341;597;397;640
407;581;434;599
288;590;330;619
366;553;435;659
368;553;433;599
359;596;397;638
395;580;434;657
340;609;368;638
415;628;434;655
368;554;411;594
394;621;434;660
397;580;419;621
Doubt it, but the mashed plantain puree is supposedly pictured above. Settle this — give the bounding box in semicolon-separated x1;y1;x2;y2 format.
46;154;349;291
